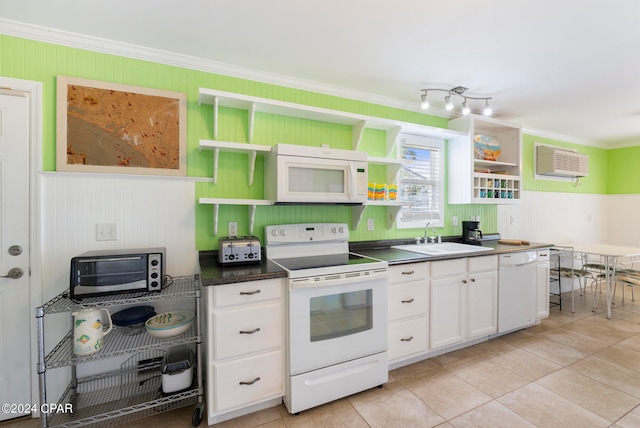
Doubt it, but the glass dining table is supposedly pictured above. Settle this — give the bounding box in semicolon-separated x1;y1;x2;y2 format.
563;242;640;319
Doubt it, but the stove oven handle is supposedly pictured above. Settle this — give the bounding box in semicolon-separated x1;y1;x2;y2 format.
290;269;388;289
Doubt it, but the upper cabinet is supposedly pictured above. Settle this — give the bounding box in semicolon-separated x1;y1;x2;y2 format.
447;115;522;204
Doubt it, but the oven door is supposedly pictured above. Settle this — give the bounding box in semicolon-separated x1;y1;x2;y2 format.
276;155;367;204
288;270;387;375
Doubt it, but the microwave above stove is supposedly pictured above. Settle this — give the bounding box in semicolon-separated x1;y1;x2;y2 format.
69;248;165;299
265;144;368;205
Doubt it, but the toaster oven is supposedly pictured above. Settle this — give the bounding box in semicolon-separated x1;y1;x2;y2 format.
70;248;165;299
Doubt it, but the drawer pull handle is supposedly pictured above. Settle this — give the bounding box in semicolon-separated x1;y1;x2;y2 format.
462;279;467;284
401;298;415;303
239;377;261;386
239;290;261;295
401;336;414;342
239;328;261;335
402;271;415;275
470;278;476;282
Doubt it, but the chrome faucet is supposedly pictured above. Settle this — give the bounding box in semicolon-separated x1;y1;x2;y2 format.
423;222;431;243
423;222;439;243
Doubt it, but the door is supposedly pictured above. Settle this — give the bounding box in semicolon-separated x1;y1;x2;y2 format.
429;275;465;349
288;272;388;375
0;88;32;421
467;270;498;339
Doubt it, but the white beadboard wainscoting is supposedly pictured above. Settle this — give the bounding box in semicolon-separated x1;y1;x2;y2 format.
39;172;198;302
605;194;640;247
497;190;608;245
38;172;198;402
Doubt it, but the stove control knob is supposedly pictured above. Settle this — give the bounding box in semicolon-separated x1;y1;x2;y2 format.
280;229;287;236
331;227;337;233
271;229;278;237
338;226;345;234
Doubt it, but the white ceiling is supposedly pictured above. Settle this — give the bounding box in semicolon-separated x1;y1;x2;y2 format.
2;0;640;148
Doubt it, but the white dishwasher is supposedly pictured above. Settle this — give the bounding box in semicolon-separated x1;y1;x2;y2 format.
498;251;538;333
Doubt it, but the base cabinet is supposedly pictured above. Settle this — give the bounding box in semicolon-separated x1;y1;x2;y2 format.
387;262;429;362
203;278;284;425
430;256;498;350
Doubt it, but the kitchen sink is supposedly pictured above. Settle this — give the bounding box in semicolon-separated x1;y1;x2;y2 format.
391;242;493;256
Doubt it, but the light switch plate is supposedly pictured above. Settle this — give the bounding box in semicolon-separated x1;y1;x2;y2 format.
96;223;117;241
367;218;374;231
228;222;238;236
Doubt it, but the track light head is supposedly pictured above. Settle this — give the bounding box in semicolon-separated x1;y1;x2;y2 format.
461;100;470;115
483;100;492;116
444;95;454;111
420;93;429;110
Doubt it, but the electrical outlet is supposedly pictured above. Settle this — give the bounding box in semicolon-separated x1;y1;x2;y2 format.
96;223;117;241
367;218;374;231
510;215;515;225
228;221;238;237
452;216;458;227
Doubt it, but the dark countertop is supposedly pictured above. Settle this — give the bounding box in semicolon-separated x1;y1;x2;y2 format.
199;237;555;285
199;251;286;286
352;240;553;265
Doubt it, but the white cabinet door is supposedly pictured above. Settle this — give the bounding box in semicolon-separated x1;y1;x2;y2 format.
536;261;550;319
467;270;498;339
430;275;465;350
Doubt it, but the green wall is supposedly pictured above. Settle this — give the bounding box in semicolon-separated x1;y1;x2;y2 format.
521;134;608;194
607;146;640;194
1;34;625;251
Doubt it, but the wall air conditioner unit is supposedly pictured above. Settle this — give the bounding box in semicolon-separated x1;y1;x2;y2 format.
536;145;589;177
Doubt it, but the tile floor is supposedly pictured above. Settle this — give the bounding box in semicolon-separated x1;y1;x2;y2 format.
7;286;640;428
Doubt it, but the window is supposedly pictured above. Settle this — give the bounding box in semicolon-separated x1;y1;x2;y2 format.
396;134;444;229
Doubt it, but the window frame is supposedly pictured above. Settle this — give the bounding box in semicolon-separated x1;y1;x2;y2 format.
395;134;445;229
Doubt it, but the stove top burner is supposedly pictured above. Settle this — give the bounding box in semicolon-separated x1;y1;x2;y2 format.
271;252;381;272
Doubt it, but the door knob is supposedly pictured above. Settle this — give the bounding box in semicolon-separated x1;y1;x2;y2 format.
8;245;23;256
1;268;23;279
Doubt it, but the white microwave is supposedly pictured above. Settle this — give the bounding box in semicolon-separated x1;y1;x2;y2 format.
265;144;368;204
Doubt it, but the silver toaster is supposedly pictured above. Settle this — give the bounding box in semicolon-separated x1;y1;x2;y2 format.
218;236;261;265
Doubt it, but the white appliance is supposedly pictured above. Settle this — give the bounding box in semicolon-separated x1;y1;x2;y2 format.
266;223;388;414
498;251;538;333
536;145;589;177
264;144;368;204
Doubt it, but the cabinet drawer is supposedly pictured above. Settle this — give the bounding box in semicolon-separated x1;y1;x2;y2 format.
388;262;429;285
212;278;283;307
468;255;498;273
431;258;466;278
212;302;282;360
388;317;428;361
388;282;427;321
212;350;283;412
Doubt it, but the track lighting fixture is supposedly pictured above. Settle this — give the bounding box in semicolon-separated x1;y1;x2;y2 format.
419;86;493;117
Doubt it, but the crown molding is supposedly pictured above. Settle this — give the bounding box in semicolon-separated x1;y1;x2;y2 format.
522;126;607;149
0;18;424;113
2;18;625;150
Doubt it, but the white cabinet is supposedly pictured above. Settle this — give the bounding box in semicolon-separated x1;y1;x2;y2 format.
447;114;522;204
536;249;551;319
203;278;284;425
430;255;498;350
387;262;429;362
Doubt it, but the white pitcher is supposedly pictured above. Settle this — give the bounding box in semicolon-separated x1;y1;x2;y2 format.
72;308;113;356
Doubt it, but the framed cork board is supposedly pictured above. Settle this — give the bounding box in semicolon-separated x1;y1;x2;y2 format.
56;76;187;176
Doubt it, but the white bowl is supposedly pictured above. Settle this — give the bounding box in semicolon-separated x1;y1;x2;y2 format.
145;311;194;339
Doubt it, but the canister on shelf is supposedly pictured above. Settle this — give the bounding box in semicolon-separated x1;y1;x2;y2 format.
387;184;398;200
